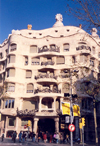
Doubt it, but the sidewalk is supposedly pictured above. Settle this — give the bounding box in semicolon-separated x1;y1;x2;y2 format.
0;137;96;146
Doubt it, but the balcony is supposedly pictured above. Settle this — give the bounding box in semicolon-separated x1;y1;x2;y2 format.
41;61;55;66
34;88;61;94
35;73;57;80
38;46;60;53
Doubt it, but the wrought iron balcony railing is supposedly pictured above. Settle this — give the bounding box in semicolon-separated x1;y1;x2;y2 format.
38;46;60;53
41;61;55;66
35;74;57;80
34;88;61;94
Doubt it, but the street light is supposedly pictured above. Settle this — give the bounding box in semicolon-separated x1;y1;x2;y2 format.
69;69;79;146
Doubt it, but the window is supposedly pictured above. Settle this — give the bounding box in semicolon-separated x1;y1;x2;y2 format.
4;99;15;108
25;56;28;65
72;56;76;64
30;45;37;53
27;83;33;93
63;43;70;51
21;118;32;126
10;44;17;52
23;100;37;110
92;46;95;54
0;53;3;59
0;74;2;83
7;68;15;77
90;59;94;67
8;117;15;126
56;56;65;64
8;55;15;63
7;83;15;92
26;70;32;78
98;52;100;58
62;83;70;93
31;58;40;65
5;49;8;57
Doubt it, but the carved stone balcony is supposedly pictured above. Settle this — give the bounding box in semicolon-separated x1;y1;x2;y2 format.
41;61;55;66
35;73;57;80
34;88;61;94
38;46;60;53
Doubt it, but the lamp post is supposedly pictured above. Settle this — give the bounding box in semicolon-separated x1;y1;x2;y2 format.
70;70;73;146
69;69;79;146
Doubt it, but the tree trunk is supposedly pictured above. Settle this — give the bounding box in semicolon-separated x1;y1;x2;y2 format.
93;101;98;146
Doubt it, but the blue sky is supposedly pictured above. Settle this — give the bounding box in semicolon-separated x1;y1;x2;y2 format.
0;0;82;44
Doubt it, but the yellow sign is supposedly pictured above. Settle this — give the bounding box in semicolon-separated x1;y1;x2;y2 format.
62;102;80;117
79;123;82;129
62;102;70;115
73;104;80;117
28;120;31;126
0;113;1;122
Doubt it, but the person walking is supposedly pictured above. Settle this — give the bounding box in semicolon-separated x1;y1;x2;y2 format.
22;131;26;142
55;132;59;144
18;131;22;143
13;131;17;143
32;132;36;142
43;132;47;143
1;132;4;142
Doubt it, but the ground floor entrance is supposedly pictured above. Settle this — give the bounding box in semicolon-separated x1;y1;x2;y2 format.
38;118;55;133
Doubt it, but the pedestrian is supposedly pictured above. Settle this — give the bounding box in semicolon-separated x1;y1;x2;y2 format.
49;133;53;143
59;132;63;144
35;132;38;143
32;132;36;142
66;134;70;143
46;131;50;143
43;132;47;143
13;131;17;143
1;132;4;142
18;131;22;143
22;131;26;142
55;132;59;143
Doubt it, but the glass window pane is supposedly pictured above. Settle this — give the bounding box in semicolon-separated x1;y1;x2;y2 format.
8;100;11;108
12;100;14;108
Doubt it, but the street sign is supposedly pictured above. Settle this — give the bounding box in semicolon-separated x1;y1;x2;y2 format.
68;124;75;132
24;125;27;129
65;116;69;123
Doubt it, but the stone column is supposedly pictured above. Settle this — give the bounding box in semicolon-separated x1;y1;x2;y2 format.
54;118;59;133
5;116;8;137
75;116;79;139
15;117;21;138
53;97;56;112
33;118;39;134
60;98;63;111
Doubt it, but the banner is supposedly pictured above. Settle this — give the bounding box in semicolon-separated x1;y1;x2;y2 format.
62;102;70;115
62;102;80;116
73;104;80;117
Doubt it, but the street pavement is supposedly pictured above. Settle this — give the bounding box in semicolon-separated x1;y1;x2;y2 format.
0;138;96;146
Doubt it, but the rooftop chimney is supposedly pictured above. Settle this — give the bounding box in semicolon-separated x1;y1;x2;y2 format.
79;24;82;28
27;24;32;30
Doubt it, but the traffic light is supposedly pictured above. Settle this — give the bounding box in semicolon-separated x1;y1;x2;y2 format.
79;123;82;129
82;118;85;126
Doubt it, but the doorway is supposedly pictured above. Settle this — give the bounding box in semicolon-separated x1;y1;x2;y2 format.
38;118;55;133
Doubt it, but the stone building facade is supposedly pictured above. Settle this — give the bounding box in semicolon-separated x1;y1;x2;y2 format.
0;14;100;142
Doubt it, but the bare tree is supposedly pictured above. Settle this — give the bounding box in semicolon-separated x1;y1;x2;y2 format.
66;0;100;32
79;68;100;146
